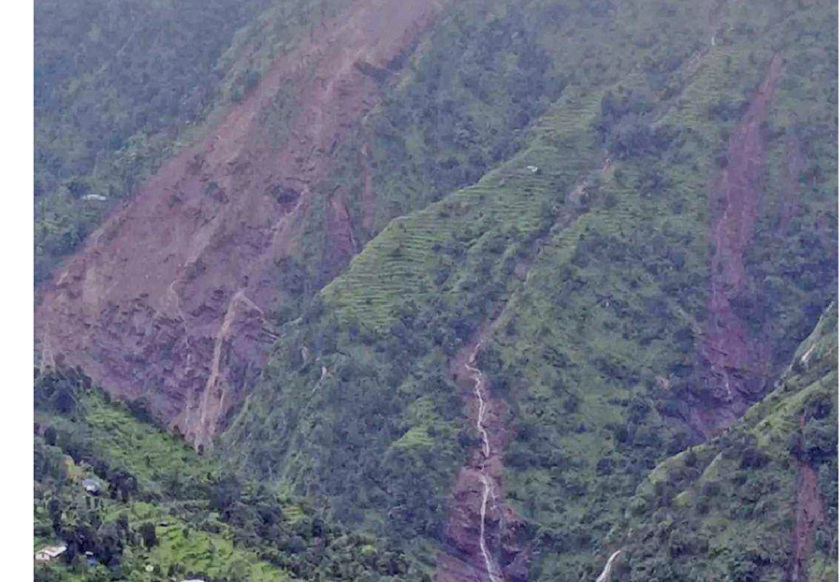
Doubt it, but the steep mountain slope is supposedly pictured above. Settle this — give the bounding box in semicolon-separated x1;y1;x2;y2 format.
34;0;269;282
36;0;444;448
34;0;368;283
220;0;836;579
485;2;837;576
617;303;837;581
34;0;836;580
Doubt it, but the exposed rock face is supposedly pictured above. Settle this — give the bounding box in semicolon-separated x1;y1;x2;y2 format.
35;0;443;448
694;55;783;435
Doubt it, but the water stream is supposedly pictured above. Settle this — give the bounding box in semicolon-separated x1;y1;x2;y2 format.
595;549;622;582
465;342;503;582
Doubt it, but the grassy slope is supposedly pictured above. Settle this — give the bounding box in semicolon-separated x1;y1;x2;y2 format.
35;379;415;581
224;0;836;578
621;304;837;581
35;385;292;581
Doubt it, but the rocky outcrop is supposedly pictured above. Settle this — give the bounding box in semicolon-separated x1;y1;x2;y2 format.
35;0;443;448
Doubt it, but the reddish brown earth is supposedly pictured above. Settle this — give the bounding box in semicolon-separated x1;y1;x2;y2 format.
693;55;783;435
790;417;825;582
35;0;443;448
436;334;529;582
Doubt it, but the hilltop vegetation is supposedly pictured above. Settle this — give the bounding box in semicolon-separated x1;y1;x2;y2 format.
34;368;422;581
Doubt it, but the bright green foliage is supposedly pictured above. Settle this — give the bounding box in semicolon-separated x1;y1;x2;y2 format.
34;369;422;581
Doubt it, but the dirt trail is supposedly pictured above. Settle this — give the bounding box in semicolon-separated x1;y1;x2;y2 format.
35;0;443;448
694;55;783;435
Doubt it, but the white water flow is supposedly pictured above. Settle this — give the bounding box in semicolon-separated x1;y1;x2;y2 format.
595;549;622;582
465;342;503;582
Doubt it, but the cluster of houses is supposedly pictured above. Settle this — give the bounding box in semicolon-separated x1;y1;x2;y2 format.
35;479;103;563
36;477;205;582
35;544;205;582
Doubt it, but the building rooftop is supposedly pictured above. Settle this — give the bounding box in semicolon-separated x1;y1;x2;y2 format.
35;545;67;561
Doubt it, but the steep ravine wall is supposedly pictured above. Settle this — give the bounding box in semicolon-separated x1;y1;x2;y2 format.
35;0;443;448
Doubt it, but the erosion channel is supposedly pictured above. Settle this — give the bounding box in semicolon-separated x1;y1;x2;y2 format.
436;336;527;582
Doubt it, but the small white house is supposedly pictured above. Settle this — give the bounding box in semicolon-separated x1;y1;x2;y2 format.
35;544;67;562
83;478;102;495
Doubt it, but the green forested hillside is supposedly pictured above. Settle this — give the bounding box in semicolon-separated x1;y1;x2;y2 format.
34;369;419;581
35;0;836;580
478;0;837;576
621;303;837;581
221;0;837;578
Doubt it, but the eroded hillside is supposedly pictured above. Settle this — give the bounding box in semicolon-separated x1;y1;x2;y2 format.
221;0;836;579
36;0;443;448
34;0;836;580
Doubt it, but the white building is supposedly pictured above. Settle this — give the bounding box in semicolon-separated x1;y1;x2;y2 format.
35;544;67;562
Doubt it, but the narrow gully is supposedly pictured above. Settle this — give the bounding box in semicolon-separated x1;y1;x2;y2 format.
465;342;503;582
